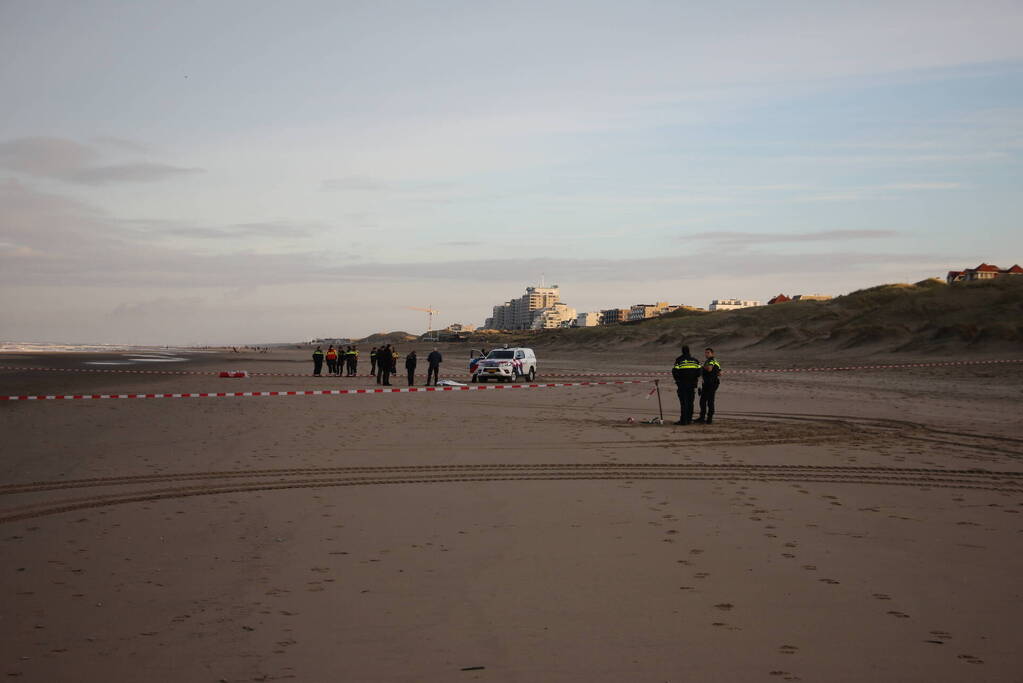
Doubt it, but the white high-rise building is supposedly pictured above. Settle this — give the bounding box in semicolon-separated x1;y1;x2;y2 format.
532;302;577;329
484;285;564;330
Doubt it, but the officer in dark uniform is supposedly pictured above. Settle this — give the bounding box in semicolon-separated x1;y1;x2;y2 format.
405;350;417;386
376;345;390;385
696;347;721;424
370;347;378;376
349;347;359;376
312;346;325;376
671;344;702;425
426;348;443;386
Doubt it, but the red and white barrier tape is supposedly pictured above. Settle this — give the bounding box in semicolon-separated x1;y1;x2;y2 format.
2;358;1020;379
0;380;650;402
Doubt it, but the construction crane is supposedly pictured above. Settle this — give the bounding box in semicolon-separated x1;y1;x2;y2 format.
405;305;439;338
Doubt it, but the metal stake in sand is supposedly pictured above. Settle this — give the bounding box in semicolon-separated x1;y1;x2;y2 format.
655;379;663;423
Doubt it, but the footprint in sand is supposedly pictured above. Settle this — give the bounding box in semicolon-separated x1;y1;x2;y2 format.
886;610;910;619
694;572;710;579
872;593;891;600
778;645;799;655
802;565;817;571
819;578;840;585
957;654;983;664
714;603;734;611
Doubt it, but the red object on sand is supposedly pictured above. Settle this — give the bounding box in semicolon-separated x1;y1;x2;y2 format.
219;371;249;378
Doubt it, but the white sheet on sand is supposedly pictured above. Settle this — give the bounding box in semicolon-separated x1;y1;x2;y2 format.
435;379;467;387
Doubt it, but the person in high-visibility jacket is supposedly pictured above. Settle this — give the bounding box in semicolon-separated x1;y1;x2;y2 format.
671;344;702;425
696;348;721;424
348;347;359;377
312;346;325;376
325;346;338;375
370;347;378;376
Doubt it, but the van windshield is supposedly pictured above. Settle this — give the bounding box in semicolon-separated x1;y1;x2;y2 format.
487;350;514;359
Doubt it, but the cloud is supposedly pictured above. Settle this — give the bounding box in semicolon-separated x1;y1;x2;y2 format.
320;176;387;192
0;136;202;185
67;162;202;185
122;219;316;240
320;176;456;193
0;181;950;296
688;230;897;244
92;136;152;154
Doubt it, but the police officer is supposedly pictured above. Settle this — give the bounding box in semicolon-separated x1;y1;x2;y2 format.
671;344;701;425
426;347;443;386
696;347;721;424
405;349;417;386
325;345;338;375
376;344;391;385
370;347;378;376
312;346;325;376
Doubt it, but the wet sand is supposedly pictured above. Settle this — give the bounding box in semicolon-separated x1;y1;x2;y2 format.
2;346;1022;681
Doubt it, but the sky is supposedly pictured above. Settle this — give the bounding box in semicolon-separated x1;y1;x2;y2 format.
1;0;1021;345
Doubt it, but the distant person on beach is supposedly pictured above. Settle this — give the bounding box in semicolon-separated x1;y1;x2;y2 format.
347;346;358;376
405;349;417;386
325;345;338;375
390;347;399;378
671;344;701;425
376;345;391;385
426;347;443;386
696;347;721;425
312;346;325;376
370;347;378;376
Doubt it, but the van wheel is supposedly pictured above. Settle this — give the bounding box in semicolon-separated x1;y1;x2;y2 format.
471;375;478;383
527;368;536;381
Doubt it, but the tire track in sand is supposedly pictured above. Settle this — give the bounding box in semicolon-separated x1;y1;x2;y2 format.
2;463;1021;523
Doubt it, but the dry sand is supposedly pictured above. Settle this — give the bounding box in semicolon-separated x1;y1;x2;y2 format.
1;345;1022;682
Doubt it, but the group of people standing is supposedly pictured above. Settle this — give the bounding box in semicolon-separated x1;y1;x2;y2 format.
373;345;443;386
671;345;721;426
311;344;444;387
311;345;359;377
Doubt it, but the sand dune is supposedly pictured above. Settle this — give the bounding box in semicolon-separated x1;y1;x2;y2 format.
477;277;1023;356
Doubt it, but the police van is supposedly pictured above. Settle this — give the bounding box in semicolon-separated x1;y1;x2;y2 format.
471;347;538;382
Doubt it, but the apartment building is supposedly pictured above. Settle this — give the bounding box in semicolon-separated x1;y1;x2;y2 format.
627;302;679;321
484;285;564;330
532;303;577;329
709;298;761;311
575;311;602;327
600;308;631;325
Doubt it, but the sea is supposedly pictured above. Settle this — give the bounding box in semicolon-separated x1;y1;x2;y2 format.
0;342;217;366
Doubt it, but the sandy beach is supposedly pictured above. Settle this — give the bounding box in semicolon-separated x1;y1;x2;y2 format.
2;345;1022;682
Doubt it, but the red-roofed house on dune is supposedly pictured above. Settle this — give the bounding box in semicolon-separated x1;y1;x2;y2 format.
946;263;1023;284
767;294;791;304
